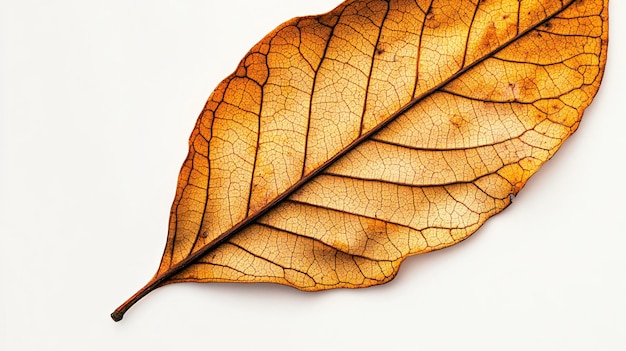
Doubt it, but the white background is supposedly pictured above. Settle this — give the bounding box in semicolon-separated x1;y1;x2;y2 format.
1;1;624;350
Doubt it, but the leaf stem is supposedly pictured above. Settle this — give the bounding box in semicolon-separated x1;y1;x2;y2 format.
111;276;162;322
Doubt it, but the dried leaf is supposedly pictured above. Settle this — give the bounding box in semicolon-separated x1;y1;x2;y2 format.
112;0;608;321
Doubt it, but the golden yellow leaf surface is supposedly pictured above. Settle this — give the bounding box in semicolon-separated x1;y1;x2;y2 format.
112;0;608;321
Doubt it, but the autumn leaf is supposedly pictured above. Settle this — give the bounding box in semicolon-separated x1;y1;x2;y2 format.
112;0;608;321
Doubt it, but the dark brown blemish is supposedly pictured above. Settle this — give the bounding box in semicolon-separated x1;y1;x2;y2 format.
450;115;465;129
479;21;498;50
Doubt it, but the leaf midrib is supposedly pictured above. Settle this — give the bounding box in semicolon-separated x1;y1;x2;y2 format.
158;0;575;286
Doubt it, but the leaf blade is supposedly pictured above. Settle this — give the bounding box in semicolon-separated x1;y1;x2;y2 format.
112;0;608;321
